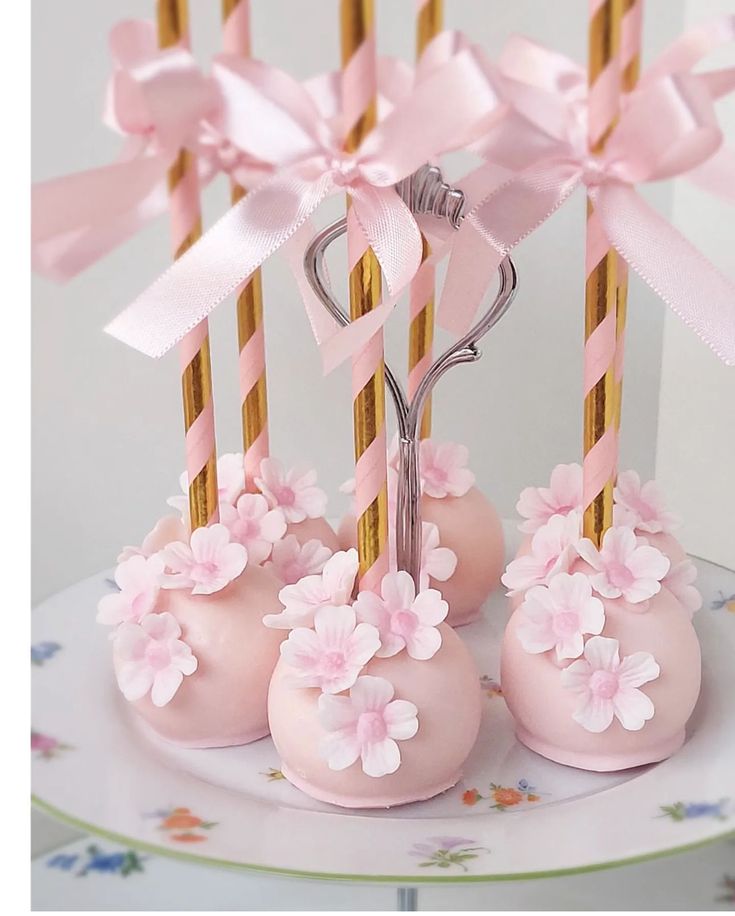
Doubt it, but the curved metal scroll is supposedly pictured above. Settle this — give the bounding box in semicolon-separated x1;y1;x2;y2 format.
304;169;518;588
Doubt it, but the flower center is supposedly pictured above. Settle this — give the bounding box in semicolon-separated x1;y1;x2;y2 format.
607;561;634;589
282;561;305;584
235;518;259;540
552;610;580;637
391;609;419;639
320;650;347;676
145;642;172;671
355;710;388;744
190;561;219;582
589;669;619;699
631;497;655;522
426;466;448;486
277;486;296;507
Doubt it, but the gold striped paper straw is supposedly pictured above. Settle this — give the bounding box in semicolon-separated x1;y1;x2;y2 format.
340;0;390;590
613;0;643;436
221;0;270;492
582;0;623;545
158;0;219;529
408;0;442;439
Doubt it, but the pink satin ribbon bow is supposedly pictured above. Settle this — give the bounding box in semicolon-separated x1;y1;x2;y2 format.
105;44;503;359
439;18;735;366
32;20;218;281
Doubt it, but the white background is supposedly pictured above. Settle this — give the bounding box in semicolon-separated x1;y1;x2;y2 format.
30;0;735;901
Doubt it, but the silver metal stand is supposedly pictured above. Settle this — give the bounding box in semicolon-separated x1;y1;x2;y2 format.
397;886;419;911
303;164;517;589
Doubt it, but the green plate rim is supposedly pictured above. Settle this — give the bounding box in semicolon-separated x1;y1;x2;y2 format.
32;794;735;885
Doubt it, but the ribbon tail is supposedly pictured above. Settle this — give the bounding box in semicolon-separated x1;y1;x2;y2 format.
351;186;422;294
597;183;735;365
106;171;333;357
32;155;171;281
438;159;581;334
282;221;341;346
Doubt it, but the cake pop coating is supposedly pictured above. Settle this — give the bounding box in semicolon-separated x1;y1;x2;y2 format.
287;516;340;553
501;585;701;771
337;487;504;627
267;622;482;808
115;564;286;748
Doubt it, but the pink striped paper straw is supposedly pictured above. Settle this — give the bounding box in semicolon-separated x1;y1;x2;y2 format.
407;0;442;438
582;0;624;545
158;0;219;529
222;0;270;492
340;0;390;592
614;0;644;436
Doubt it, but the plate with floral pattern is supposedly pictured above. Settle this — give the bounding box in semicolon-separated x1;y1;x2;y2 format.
32;525;735;883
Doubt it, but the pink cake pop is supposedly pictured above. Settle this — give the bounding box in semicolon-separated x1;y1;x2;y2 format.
102;524;286;748
337;441;505;627
500;468;702;771
266;562;482;808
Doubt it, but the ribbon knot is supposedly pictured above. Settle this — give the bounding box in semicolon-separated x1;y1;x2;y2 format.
329;154;364;189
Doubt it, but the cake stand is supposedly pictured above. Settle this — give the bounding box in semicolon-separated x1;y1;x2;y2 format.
32;524;735;909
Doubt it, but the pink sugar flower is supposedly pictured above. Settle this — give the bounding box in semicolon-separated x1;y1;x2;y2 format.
663;558;702;616
419;522;458;590
419;439;475;499
220;493;287;566
114;611;198;707
255;457;327;524
354;570;448;660
318;675;419;777
118;515;188;564
561;636;660;733
265;535;332;585
613;470;680;535
264;549;358;629
160;524;247;595
517;572;605;661
516;463;582;534
280;606;381;694
97;554;164;627
501;512;581;595
577;527;670;605
167;452;245;518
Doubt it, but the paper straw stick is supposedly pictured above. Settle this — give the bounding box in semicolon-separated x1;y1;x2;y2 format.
407;0;442;439
340;0;390;591
221;0;269;491
582;0;623;545
613;0;643;438
157;0;219;529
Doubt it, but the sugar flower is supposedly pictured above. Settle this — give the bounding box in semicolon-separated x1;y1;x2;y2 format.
114;612;198;707
516;463;583;534
264;549;358;629
663;559;702;616
160;524;247;595
354;570;447;660
517;572;605;660
97;554;164;627
577;527;670;605
255;457;327;523
220;493;286;566
419;439;475;499
613;470;680;535
561;636;660;733
167;452;245;518
280;606;380;694
318;675;419;777
419;522;457;590
265;535;332;585
118;515;188;564
501;512;581;595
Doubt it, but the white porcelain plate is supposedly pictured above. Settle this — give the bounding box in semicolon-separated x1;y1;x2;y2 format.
32;526;735;883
